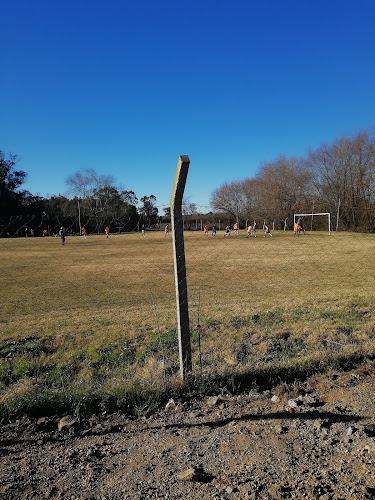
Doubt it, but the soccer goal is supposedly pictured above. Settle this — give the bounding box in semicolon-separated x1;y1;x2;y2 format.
294;213;331;234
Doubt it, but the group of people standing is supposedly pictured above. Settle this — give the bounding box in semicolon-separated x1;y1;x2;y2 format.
200;222;275;238
203;224;217;237
199;221;306;238
222;222;273;238
201;221;306;237
293;220;305;237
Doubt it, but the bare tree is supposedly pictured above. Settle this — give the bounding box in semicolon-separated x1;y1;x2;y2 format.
211;180;248;224
241;178;263;220
210;128;375;233
256;155;315;227
182;196;197;216
308;130;375;231
66;168;115;233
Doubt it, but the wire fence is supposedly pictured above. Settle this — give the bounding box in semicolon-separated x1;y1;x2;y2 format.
1;203;374;417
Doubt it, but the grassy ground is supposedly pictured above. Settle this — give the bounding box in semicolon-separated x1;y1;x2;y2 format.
1;230;374;419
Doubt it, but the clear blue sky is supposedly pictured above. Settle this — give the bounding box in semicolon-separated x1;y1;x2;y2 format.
1;0;375;212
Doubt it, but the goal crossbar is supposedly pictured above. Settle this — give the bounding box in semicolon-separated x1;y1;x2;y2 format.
294;213;331;234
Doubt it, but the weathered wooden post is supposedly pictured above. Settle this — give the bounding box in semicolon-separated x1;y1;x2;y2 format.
171;155;192;379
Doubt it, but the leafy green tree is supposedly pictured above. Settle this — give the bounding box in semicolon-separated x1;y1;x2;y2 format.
0;151;27;218
163;207;171;220
118;190;138;231
43;196;74;234
140;195;158;226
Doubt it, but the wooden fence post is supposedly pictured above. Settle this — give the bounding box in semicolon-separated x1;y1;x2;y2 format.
171;155;192;379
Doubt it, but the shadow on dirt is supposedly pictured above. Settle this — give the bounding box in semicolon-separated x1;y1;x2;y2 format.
156;409;366;431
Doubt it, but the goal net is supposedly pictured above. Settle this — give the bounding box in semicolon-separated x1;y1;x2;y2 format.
294;213;331;234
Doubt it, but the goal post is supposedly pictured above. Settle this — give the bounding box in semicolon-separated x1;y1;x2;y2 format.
294;213;331;234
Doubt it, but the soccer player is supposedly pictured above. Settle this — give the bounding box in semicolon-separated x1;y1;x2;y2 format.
298;218;306;235
105;226;110;238
82;227;87;239
224;225;231;237
233;222;239;235
252;222;257;237
294;221;300;237
165;224;169;237
141;224;146;237
246;224;252;238
59;227;66;246
212;224;217;237
204;225;208;236
264;225;273;237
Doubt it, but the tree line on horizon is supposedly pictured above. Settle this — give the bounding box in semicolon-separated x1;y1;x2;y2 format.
211;128;375;232
1;128;375;237
0;158;161;237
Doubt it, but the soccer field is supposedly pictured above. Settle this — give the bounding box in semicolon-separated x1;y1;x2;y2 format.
1;229;374;314
1;230;374;417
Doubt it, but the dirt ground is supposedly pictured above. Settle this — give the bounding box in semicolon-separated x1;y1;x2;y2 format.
1;363;374;500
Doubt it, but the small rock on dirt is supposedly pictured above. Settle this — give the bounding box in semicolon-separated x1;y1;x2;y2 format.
57;416;76;432
206;396;222;407
287;399;298;408
165;399;177;411
177;467;204;482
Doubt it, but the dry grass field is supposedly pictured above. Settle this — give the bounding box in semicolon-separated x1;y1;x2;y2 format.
1;229;374;419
